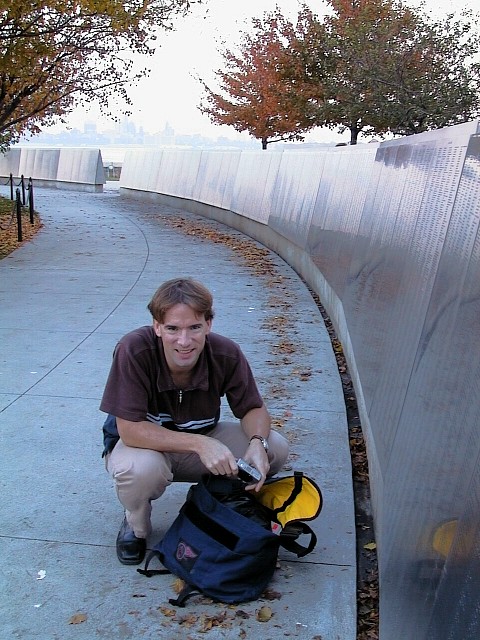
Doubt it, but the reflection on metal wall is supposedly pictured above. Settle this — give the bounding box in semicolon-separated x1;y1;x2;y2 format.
0;147;21;177
344;128;480;640
193;150;241;209
57;149;106;185
270;151;328;249
19;148;60;180
231;151;282;223
120;121;480;639
0;147;105;188
120;149;164;192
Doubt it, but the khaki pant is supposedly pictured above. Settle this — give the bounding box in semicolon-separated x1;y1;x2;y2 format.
106;421;289;538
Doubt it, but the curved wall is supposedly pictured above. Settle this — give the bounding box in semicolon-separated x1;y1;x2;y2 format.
0;147;105;191
119;121;480;640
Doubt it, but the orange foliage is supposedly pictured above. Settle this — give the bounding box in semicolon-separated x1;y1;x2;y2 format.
199;9;323;149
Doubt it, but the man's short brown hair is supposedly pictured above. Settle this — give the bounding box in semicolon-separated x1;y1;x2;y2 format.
147;278;215;323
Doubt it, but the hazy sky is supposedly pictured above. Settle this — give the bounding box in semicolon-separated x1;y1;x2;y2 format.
57;0;478;145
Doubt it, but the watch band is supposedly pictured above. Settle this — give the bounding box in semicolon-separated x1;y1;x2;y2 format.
249;435;269;452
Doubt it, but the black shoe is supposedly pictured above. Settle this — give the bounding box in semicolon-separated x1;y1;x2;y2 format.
116;517;146;565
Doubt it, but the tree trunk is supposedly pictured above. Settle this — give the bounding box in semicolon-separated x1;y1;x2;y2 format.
349;126;359;145
261;137;268;150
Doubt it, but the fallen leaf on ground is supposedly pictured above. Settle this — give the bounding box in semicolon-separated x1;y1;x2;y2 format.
172;577;186;593
256;606;273;622
198;611;229;633
262;588;282;601
68;612;87;625
235;610;251;619
178;613;198;627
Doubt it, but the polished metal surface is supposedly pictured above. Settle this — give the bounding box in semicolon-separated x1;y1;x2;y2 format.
119;121;480;639
56;148;105;185
1;147;105;186
19;147;60;180
0;147;21;177
193;150;241;208
230;151;282;223
269;151;328;249
121;149;164;192
157;149;202;199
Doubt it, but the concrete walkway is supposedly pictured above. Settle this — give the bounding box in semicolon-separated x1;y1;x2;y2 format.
0;184;356;639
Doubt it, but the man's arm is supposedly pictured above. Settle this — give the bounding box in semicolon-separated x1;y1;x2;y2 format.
240;404;271;440
116;418;238;477
240;404;271;489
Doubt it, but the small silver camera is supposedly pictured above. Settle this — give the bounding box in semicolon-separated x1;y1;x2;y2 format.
236;458;262;484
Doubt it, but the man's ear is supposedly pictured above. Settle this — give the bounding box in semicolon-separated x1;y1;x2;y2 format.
153;319;161;337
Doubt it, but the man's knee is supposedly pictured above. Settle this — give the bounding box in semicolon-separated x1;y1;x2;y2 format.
108;442;172;496
268;431;290;474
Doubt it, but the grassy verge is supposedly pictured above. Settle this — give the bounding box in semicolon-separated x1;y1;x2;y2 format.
0;195;42;260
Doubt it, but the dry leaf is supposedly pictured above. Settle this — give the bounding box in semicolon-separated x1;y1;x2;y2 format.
235;610;251;619
198;611;229;633
68;612;87;625
200;619;213;633
262;588;282;601
178;613;198;627
256;606;273;622
364;542;377;551
159;606;177;617
172;577;186;593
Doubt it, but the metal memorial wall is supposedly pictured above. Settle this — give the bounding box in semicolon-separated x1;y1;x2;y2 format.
120;121;480;639
0;147;105;190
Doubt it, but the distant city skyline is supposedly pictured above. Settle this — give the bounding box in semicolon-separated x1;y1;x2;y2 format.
24;114;338;161
40;0;478;146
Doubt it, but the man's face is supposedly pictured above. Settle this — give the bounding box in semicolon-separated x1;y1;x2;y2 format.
153;303;212;375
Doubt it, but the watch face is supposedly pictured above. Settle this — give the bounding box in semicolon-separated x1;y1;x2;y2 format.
252;435;268;451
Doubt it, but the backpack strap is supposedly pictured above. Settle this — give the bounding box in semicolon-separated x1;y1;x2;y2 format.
274;471;303;514
137;559;200;607
137;550;171;578
279;521;317;558
168;583;202;607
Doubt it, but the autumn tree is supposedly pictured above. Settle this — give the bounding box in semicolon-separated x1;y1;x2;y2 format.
199;10;323;149
380;8;480;137
295;0;480;144
0;0;199;150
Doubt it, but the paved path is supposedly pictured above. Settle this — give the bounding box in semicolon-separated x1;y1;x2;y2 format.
0;185;356;639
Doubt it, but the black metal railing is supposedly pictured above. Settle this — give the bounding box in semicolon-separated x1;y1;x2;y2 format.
1;174;35;242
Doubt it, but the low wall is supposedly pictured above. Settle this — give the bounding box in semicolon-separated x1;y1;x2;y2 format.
119;121;480;640
0;147;105;192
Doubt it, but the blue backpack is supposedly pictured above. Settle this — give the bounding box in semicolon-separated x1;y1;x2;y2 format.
138;473;322;606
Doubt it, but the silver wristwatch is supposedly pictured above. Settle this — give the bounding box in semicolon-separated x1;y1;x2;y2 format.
249;435;269;452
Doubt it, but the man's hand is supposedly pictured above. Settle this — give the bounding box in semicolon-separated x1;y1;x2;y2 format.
239;404;272;491
197;437;238;477
242;439;270;491
117;418;238;476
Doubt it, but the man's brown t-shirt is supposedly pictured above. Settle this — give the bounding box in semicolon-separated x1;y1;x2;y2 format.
100;326;263;434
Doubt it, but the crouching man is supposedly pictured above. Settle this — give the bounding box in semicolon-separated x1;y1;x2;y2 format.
100;277;289;564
